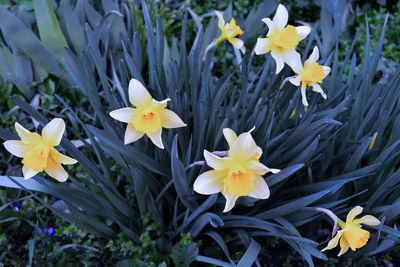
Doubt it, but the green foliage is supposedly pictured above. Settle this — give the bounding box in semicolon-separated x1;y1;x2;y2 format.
0;0;399;266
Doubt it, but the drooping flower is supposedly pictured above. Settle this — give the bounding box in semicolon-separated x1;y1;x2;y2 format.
193;128;280;212
322;206;380;256
285;46;331;106
3;118;77;182
254;4;310;74
109;78;186;149
214;11;245;53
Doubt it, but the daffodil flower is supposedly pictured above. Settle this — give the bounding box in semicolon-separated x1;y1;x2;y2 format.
254;4;310;74
3;118;77;182
322;206;380;256
285;46;331;106
109;78;186;149
193;128;280;212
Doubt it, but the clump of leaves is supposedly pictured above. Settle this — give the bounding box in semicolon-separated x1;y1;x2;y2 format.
0;0;399;266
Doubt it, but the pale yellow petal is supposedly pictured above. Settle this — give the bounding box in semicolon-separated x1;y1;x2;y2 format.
222;128;237;147
161;109;186;129
109;108;135;123
354;215;380;226
215;10;225;29
307;46;320;64
128;78;152;107
322;231;343;251
3;140;29;157
50;148;77;165
15;122;41;144
312;84;327;99
229;132;259;161
248;176;270;199
147;129;164;149
124;124;144;145
228;38;244;50
42;118;65;146
203;150;229;170
346;206;363;224
193;170;224;195
152;98;171;110
247;160;269;175
338;237;350;256
44;156;69;182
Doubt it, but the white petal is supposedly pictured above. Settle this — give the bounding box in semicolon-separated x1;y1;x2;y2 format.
270;51;285;74
193;170;223;195
147;129;164;149
247;160;269;175
109;108;135;123
301;84;309;107
215;10;225;28
42;118;65;146
204;150;229;170
261;18;274;31
22;166;39;179
228;38;244;50
161;109;186;129
229;132;259;161
272;4;288;29
289;75;301;86
312;84;327;99
128;78;152;107
124;124;144;144
296;26;311;40
346;206;363;224
355;215;380;226
152;98;171;110
223;194;238;213
323;66;331;76
248;176;270;199
254;38;271;55
3;140;28;157
283;50;302;72
307;46;320;64
223;128;237;147
267;167;281;174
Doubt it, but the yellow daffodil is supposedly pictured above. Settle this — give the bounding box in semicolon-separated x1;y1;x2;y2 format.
109;78;186;149
322;206;380;256
285;46;331;106
3;118;77;182
193;128;280;212
214;11;245;53
255;4;310;74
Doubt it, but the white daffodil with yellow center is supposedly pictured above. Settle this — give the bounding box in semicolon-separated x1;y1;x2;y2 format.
3;118;77;182
322;206;380;256
110;78;186;149
285;46;331;106
193;128;280;212
254;4;310;74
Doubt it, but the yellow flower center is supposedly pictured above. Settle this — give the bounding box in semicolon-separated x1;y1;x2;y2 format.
343;223;370;250
299;62;325;86
22;142;50;172
268;25;300;52
223;167;255;196
132;109;162;134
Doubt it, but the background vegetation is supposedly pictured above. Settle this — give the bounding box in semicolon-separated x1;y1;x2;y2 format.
0;0;399;266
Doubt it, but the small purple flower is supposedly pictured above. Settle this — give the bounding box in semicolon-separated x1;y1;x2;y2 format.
12;201;22;212
47;227;55;236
